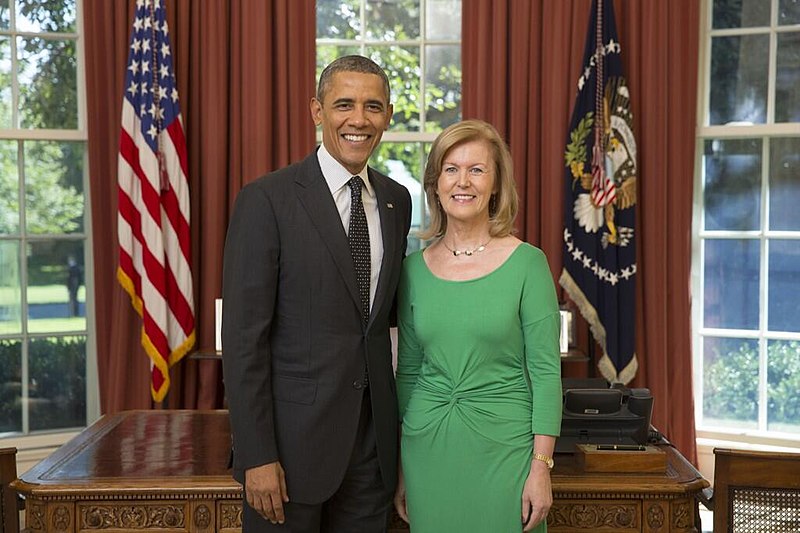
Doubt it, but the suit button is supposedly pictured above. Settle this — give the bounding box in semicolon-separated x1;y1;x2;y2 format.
353;380;363;390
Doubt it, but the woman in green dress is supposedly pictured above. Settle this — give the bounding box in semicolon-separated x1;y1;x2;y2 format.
393;119;562;532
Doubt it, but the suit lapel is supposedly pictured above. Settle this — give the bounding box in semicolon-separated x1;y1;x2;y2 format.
294;153;362;315
369;169;398;328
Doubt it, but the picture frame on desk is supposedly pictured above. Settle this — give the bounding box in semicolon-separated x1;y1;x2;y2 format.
559;304;576;355
215;297;223;351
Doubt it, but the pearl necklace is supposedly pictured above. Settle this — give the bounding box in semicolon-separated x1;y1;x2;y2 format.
442;237;492;257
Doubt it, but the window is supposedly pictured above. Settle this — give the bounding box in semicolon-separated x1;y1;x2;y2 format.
0;0;95;438
693;0;800;442
316;0;462;251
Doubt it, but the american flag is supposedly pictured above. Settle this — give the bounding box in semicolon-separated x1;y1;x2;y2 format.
117;0;195;402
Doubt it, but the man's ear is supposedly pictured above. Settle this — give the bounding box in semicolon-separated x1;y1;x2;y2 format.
384;103;394;129
310;97;322;126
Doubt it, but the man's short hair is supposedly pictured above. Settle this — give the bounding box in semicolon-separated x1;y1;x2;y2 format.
316;55;391;104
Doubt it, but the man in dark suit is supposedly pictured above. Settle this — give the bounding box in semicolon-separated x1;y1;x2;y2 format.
222;56;412;532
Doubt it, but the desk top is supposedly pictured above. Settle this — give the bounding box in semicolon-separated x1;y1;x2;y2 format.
13;410;241;498
13;410;706;500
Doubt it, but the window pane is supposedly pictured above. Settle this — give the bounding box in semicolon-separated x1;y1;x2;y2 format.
709;35;769;125
28;335;86;431
0;338;22;433
704;239;759;330
703;138;761;231
24;140;85;234
0;240;21;335
767;339;800;434
316;0;361;40
426;0;461;40
425;44;461;132
27;240;85;334
712;0;770;28
366;0;420;41
0;37;11;128
367;45;420;132
370;142;425;252
17;36;78;129
315;44;362;85
15;0;76;33
768;240;800;333
0;3;8;30
769;137;800;231
703;336;758;429
779;0;800;25
776;32;800;123
0;139;20;234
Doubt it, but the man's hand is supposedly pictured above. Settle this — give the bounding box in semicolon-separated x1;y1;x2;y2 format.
245;462;289;524
393;463;409;523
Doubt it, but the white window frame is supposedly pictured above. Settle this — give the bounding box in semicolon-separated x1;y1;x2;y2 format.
692;0;800;453
0;0;99;461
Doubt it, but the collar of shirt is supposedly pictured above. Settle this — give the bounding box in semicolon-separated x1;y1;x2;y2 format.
317;142;376;200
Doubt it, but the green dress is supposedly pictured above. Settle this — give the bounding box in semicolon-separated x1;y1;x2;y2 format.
396;244;562;533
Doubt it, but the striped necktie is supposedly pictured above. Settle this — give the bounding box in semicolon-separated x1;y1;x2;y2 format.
348;176;370;326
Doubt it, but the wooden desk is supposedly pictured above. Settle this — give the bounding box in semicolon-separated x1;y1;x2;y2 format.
13;411;707;533
547;443;708;532
12;410;242;533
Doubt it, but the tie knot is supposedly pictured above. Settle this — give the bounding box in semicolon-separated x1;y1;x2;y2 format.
349;176;364;194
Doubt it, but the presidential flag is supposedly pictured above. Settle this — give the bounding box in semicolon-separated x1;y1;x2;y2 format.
560;0;637;384
117;0;195;402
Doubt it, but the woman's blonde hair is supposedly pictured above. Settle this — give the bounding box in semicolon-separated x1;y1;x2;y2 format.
419;119;518;240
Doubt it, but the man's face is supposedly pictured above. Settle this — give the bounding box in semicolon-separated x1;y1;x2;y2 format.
310;72;393;175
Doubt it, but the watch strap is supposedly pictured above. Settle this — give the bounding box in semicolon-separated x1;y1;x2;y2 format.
533;452;554;469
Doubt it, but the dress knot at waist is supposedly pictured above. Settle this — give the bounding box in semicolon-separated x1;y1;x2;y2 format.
414;380;527;402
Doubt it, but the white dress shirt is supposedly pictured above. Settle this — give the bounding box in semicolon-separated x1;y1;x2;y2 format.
317;143;384;311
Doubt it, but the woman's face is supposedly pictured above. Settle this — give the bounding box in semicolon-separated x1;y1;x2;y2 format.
436;139;497;226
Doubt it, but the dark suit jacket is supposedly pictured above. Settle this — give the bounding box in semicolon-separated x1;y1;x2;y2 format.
222;149;411;504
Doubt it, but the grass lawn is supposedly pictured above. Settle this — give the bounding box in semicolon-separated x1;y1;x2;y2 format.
0;284;86;304
0;285;87;335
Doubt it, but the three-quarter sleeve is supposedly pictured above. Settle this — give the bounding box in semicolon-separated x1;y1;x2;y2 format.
520;248;563;437
396;257;424;419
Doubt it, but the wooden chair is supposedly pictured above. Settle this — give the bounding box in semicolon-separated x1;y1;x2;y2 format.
712;447;800;533
0;447;20;533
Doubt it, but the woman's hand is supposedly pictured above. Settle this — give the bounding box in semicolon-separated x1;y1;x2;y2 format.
393;463;409;523
521;460;552;531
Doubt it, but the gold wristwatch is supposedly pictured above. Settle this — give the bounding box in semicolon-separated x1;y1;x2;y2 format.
533;452;554;469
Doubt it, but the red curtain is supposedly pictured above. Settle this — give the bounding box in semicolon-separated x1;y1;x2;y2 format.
463;0;699;462
84;0;316;413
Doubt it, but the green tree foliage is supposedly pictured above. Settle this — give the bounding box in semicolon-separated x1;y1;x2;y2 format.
0;336;86;433
703;339;759;422
0;141;84;235
0;1;83;236
24;141;84;234
0;141;19;233
767;340;800;427
704;339;800;431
